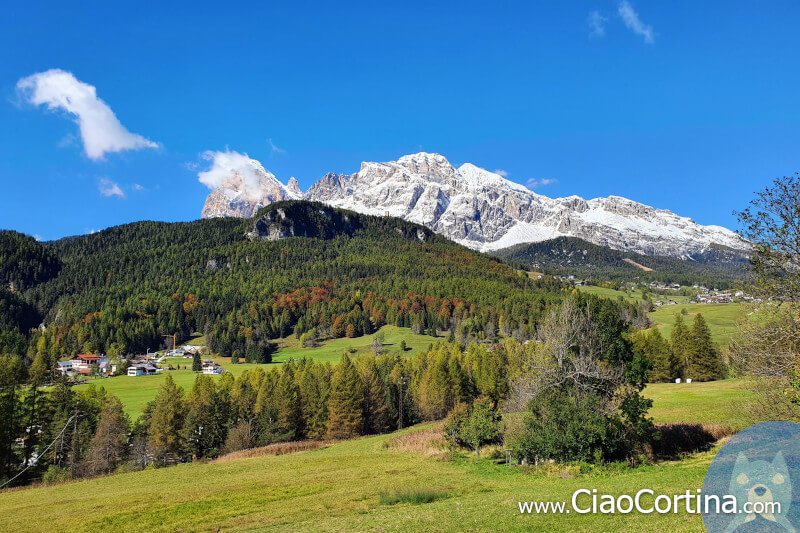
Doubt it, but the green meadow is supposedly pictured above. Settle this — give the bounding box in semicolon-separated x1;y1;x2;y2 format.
643;379;754;431
577;286;749;347
0;423;718;532
270;325;439;364
25;351;756;531
648;303;749;346
578;285;694;305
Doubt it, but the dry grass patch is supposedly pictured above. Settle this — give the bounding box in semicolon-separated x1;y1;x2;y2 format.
386;424;447;458
214;440;329;463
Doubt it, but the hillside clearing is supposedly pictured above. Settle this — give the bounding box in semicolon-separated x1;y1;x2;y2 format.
648;303;748;346
622;258;654;271
643;379;754;431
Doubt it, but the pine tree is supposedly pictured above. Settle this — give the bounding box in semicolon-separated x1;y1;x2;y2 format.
633;329;677;382
670;314;691;378
192;353;202;372
85;395;130;475
147;375;186;465
185;375;227;458
688;314;723;381
275;367;304;440
360;359;390;434
326;355;363;439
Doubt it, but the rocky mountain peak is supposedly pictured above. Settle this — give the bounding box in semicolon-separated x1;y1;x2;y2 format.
201;152;748;258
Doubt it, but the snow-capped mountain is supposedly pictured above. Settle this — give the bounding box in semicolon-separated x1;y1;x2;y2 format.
201;152;747;258
200;154;302;219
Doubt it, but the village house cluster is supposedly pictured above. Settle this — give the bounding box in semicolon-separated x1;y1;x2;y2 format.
56;353;114;378
55;343;224;380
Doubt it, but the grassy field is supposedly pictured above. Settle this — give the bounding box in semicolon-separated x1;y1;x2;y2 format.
0;424;716;532
271;325;438;364
648;303;748;346
643;379;754;431
578;285;694;305
13;376;755;531
76;326;439;419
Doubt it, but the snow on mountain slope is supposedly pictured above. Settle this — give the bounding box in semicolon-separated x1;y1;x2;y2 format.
200;151;302;219
201;151;747;258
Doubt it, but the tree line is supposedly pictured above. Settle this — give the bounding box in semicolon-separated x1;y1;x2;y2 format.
631;313;723;382
0;293;659;486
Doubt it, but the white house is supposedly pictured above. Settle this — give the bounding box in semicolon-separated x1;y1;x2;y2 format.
128;364;159;377
56;361;73;376
202;360;223;375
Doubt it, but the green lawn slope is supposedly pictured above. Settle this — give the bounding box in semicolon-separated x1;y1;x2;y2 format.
0;426;715;532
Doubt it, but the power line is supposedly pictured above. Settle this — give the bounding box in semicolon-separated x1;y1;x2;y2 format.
0;413;76;490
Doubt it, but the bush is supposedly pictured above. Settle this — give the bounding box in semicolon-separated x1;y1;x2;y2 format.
510;389;631;464
42;465;70;485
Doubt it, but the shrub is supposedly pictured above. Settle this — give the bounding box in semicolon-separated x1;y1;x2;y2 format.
379;489;448;505
42;465;70;485
510;389;631;464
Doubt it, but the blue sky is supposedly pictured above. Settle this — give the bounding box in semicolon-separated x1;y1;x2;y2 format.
1;0;798;240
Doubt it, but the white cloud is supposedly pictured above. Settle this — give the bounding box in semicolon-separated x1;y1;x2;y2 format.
197;149;268;200
99;178;125;198
33;234;42;242
132;183;145;191
493;169;509;177
618;1;654;44
526;178;558;189
268;138;286;155
588;11;607;37
56;133;78;149
16;69;159;160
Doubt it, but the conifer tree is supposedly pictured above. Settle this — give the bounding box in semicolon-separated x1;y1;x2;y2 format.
360;359;390;434
192;352;202;372
326;354;363;439
147;375;186;465
670;314;691;378
275;366;304;440
185;375;227;458
688;314;723;381
85;395;130;475
633;328;677;382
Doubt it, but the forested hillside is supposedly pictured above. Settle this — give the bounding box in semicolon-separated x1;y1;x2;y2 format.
3;201;564;365
494;236;749;287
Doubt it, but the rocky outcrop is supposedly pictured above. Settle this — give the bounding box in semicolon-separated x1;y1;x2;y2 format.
201;163;301;219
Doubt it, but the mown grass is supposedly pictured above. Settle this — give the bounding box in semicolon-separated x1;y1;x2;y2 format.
578;285;694;305
643;379;754;431
73;362;263;419
270;325;439;364
3;377;756;531
0;424;718;532
648;302;748;346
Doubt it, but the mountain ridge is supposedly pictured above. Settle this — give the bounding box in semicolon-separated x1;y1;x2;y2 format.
201;152;748;259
